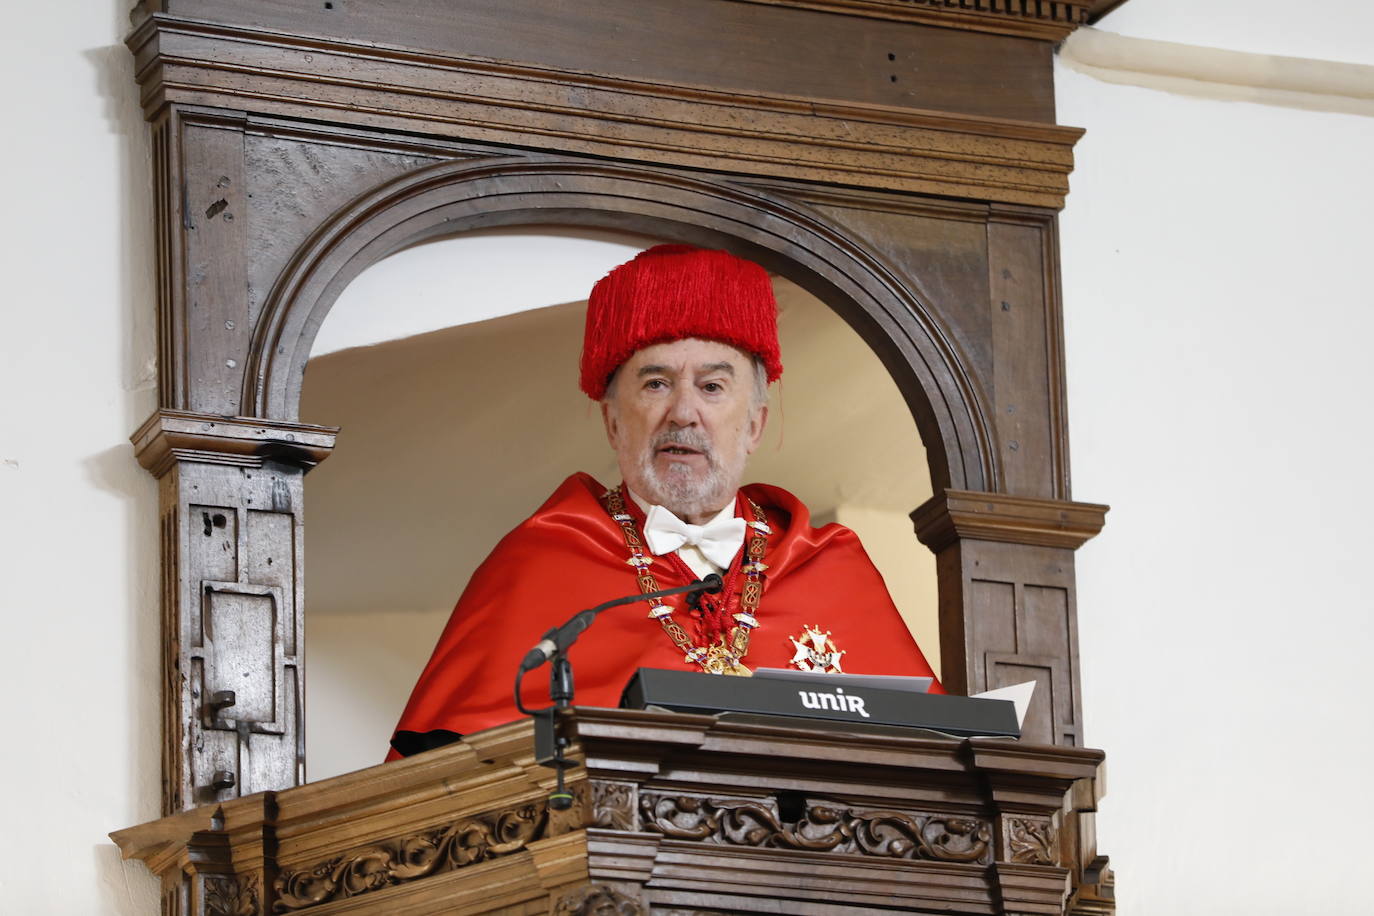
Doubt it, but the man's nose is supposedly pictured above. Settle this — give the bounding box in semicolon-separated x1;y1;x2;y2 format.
665;385;700;426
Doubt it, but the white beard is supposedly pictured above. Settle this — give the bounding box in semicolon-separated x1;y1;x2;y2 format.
635;426;749;520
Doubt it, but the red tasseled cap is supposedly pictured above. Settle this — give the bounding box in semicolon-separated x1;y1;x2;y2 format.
580;244;783;400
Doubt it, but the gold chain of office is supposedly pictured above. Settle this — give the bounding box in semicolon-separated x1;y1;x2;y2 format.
603;486;768;677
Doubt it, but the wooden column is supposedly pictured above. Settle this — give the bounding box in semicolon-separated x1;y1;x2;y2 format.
913;490;1108;747
133;410;336;812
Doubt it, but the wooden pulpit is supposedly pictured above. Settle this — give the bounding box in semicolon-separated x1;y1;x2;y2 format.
113;708;1112;914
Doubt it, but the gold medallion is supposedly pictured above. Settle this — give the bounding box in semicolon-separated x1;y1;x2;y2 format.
702;644;753;676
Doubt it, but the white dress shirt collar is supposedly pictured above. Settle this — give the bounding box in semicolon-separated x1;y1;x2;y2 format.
625;488;741;576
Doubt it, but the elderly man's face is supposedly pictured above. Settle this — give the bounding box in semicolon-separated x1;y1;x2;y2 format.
602;338;768;523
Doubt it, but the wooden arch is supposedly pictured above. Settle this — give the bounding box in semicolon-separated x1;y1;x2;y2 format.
248;156;995;493
122;0;1112;819
114;1;1126;911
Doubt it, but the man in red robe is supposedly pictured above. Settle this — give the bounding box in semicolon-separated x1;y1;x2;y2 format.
390;245;940;758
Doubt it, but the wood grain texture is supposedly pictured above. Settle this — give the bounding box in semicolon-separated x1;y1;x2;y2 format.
912;488;1109;551
161;459;308;812
932;537;1085;746
132;409;338;478
137;408;333;813
914;483;1106;748
134;0;1098;43
735;0;1094;39
117;10;1113;889
112;708;1107;914
235;155;999;498
131;0;1065;115
127;15;1080;209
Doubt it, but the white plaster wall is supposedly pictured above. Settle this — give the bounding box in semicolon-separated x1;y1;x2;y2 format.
0;1;163;912
1101;0;1374;66
1058;5;1374;913
5;0;1372;912
306;609;451;774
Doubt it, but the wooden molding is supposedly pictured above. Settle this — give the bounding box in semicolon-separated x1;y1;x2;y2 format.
127;16;1083;208
1086;0;1131;24
912;488;1109;551
274;800;548;910
134;0;1098;41
736;0;1093;40
131;409;339;478
114;708;1108;914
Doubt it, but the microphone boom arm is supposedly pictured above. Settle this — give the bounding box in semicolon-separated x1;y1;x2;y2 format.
512;574;723;811
516;574;723;678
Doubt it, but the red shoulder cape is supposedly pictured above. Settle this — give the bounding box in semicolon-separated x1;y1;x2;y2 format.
388;473;941;758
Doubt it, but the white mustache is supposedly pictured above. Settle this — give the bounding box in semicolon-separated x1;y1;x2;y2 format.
652;428;714;460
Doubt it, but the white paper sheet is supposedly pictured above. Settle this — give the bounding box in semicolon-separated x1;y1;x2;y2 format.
972;680;1036;729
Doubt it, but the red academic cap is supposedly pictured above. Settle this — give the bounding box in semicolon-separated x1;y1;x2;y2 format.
579;244;784;400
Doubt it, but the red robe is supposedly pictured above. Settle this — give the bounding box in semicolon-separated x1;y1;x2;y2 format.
388;473;941;758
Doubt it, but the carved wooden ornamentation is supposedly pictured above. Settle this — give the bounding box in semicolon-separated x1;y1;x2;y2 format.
1007;815;1059;866
546;779;593;837
639;792;992;865
553;884;646;916
272;802;545;911
204;874;260;916
591;780;636;831
1069;859;1117;916
113;712;1108;915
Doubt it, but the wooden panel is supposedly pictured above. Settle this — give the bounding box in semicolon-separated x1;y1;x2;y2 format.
989;217;1056;498
243;126;449;332
112;709;1107;915
1023;583;1071;658
143;0;1057;121
129;19;1082;210
115;0;1116;901
970;579;1017;659
202;583;282;726
245;509;296;651
808;201;996;384
187;504;237;596
181;118;250;416
919;496;1095;748
159;489;183;813
151;118;183;409
150;437;322;812
991;659;1056;744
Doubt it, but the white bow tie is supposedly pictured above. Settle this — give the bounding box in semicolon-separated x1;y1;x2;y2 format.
642;505;746;570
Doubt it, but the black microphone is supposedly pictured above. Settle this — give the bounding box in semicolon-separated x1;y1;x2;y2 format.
514;574;726;814
517;574;724;672
519;636;559;674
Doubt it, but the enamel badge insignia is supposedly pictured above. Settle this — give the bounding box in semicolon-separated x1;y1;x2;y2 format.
788;625;845;673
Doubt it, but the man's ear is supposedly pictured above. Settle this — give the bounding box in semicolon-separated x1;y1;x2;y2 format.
744;403;768;455
601;400;619;448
